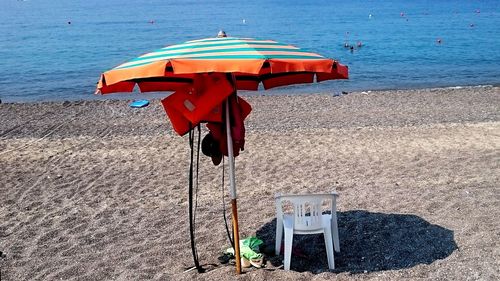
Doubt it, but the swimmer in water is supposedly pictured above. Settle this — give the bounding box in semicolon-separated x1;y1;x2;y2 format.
217;30;227;38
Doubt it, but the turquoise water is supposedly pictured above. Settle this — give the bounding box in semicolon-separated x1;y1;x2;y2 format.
1;0;499;102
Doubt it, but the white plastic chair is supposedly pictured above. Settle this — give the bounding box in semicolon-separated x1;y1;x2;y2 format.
275;193;340;270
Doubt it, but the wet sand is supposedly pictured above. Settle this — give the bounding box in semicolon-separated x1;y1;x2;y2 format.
0;86;499;280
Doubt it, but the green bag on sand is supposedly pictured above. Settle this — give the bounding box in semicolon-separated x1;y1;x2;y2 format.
225;236;264;260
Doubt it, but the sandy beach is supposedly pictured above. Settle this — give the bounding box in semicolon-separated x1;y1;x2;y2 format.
0;86;499;280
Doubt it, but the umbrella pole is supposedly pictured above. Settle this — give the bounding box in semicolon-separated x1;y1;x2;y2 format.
225;97;242;274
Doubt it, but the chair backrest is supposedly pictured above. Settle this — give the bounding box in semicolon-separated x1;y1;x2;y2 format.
275;193;337;231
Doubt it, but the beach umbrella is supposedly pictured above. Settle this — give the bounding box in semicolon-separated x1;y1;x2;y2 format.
96;32;348;274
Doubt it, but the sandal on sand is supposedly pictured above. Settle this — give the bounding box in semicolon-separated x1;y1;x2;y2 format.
241;257;252;268
249;257;264;268
218;253;234;264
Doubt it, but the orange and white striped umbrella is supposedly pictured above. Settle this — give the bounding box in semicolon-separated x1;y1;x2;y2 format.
97;36;348;94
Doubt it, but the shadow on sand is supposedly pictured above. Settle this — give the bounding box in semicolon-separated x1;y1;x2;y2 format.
256;210;457;273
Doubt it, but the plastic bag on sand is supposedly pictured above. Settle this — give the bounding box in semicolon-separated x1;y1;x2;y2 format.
225;236;264;260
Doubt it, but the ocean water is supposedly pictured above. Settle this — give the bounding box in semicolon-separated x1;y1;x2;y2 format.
1;0;499;102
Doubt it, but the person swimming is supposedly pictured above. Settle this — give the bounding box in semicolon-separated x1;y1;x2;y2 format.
217;30;227;38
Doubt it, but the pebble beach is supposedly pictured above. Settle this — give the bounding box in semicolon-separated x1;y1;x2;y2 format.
1;86;499;280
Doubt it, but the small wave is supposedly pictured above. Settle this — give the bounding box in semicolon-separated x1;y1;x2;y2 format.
443;84;493;90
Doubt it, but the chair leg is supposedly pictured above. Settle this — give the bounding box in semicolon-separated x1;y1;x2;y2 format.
283;228;293;270
324;229;335;270
332;212;340;252
275;220;283;255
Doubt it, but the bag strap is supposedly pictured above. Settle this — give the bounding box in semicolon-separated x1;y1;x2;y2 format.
188;124;204;273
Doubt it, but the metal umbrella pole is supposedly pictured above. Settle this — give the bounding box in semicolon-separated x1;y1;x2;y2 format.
225;74;242;274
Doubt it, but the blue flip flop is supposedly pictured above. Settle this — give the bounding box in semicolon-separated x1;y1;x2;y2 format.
129;99;149;108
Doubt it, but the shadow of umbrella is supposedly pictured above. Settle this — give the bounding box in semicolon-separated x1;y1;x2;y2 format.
256;210;458;273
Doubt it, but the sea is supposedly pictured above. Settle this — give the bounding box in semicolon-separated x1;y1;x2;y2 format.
1;0;499;102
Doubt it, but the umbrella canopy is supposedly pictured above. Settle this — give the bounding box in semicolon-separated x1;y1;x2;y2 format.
97;36;348;94
96;34;348;274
